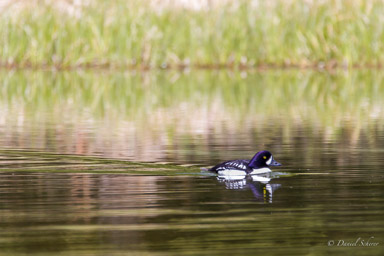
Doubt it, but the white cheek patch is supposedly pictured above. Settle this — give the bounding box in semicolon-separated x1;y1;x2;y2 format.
266;156;273;165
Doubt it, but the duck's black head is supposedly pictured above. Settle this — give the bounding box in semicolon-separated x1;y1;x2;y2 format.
248;150;281;168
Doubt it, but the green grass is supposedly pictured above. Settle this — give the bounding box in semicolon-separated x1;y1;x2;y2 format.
1;0;384;70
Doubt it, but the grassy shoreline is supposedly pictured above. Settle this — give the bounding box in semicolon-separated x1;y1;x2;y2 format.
1;0;384;70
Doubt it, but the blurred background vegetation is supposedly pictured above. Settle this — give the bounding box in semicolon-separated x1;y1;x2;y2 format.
1;0;384;69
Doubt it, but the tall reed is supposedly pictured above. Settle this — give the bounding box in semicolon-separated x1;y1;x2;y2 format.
1;0;384;69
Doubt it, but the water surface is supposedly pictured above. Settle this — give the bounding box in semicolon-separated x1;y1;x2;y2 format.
0;70;383;255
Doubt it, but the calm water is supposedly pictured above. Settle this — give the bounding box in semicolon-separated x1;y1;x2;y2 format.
0;70;383;255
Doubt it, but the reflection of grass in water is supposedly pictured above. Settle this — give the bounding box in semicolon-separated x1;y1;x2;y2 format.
1;70;383;128
1;70;384;163
1;0;384;68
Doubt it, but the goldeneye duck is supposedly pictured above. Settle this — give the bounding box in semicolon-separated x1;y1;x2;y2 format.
209;150;281;176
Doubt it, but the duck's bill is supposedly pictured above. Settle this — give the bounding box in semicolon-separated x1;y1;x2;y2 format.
268;159;282;166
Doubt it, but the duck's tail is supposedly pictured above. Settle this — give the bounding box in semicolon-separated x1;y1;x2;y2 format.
200;167;211;172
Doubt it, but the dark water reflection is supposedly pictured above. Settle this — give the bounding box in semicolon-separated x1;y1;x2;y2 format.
0;151;383;255
0;70;383;255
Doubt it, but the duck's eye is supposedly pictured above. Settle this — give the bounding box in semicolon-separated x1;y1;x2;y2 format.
263;156;267;159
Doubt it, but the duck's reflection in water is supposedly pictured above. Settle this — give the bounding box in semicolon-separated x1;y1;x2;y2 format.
217;173;281;203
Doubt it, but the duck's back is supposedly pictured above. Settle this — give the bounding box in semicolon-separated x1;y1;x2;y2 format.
210;159;250;173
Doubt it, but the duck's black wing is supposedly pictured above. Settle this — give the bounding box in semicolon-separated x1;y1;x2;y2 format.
209;159;250;173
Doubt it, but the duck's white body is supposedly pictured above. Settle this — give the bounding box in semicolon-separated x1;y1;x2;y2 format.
218;167;271;176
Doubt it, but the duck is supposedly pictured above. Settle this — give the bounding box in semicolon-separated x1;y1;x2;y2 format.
209;150;281;176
